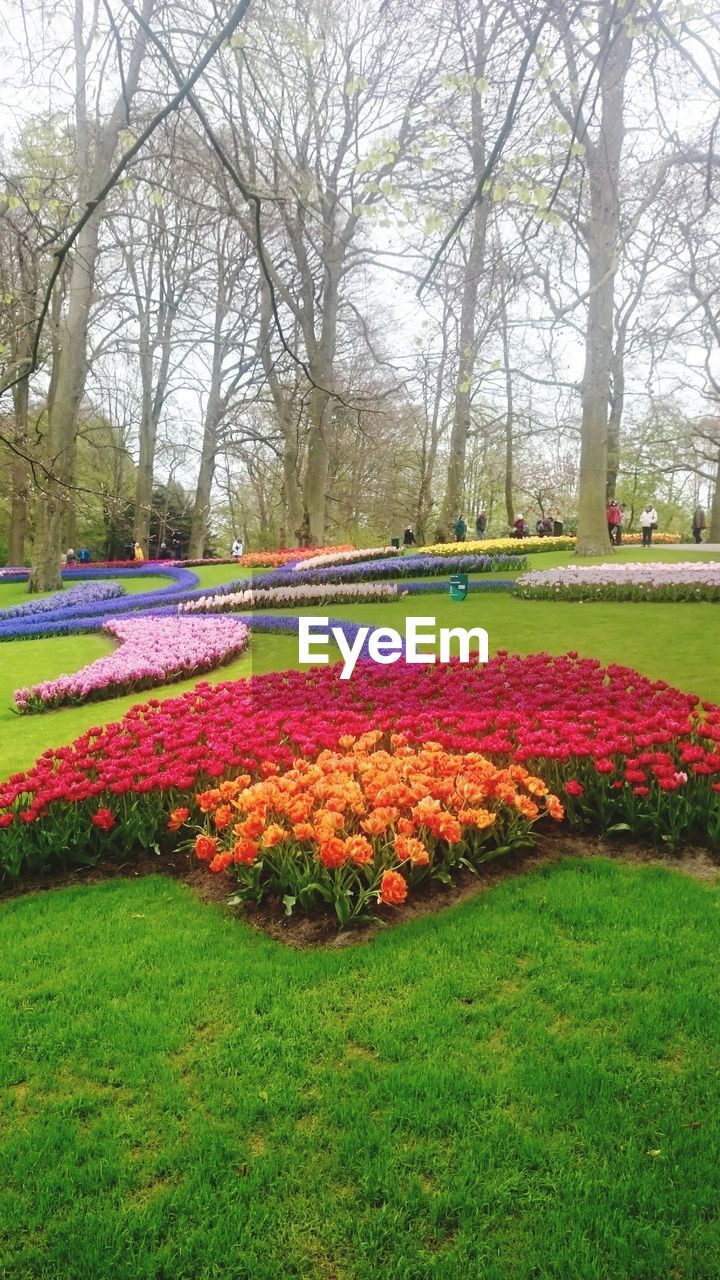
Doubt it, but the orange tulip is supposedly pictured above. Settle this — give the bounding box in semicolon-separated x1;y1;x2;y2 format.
379;869;407;906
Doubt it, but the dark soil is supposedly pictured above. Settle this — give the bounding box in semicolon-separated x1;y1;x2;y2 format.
2;827;718;948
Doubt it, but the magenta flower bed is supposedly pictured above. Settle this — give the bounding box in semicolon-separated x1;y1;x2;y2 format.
13;616;250;712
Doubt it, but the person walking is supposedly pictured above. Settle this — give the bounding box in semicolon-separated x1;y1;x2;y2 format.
639;504;658;547
133;541;144;561
692;505;707;544
475;511;487;538
454;514;467;542
402;526;416;549
607;499;622;545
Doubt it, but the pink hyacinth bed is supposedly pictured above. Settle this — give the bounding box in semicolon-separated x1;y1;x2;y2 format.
13;616;250;713
515;561;720;601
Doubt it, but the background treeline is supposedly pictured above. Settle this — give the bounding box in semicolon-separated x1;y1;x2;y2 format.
1;0;720;573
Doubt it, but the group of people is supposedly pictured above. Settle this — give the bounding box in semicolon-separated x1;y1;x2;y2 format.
405;510;563;545
608;500;660;546
508;513;562;539
62;547;91;566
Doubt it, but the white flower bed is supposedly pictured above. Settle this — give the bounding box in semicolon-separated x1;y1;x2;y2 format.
179;581;399;613
293;546;396;571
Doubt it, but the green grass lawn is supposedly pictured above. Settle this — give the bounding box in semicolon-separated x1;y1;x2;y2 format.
2;551;720;1276
2;857;720;1279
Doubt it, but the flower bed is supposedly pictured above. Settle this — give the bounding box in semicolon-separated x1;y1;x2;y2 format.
13;616;250;714
237;544;354;568
186;737;563;924
0;545;356;577
515;562;720;602
622;533;682;545
1;653;718;880
0;581;123;621
179;581;399;613
0;566;200;640
421;536;575;557
293;546;395;571
265;552;527;586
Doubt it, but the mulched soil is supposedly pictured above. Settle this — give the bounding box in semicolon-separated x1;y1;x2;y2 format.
2;828;718;948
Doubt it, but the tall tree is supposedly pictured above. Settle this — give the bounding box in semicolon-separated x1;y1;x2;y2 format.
208;0;436;542
188;216;261;558
28;0;155;590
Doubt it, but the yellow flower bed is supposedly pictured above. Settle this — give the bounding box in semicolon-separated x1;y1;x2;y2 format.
622;533;681;545
421;536;576;557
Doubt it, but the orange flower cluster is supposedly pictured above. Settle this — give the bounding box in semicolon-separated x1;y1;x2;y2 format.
191;734;564;906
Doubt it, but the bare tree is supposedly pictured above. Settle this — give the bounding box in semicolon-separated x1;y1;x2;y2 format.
28;0;156;590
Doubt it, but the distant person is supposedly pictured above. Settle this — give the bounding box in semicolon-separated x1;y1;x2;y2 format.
124;542;134;561
133;541;144;561
157;541;169;559
78;547;90;564
402;526;416;549
231;536;244;559
454;514;467;542
65;547;76;565
171;534;182;559
692;505;707;544
475;511;487;538
607;499;622;545
512;514;529;538
639;504;658;547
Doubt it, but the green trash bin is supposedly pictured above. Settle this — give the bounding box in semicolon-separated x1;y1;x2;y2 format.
391;537;400;550
449;573;469;602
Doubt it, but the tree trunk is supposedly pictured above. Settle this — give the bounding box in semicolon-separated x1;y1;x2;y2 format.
29;214;100;591
28;0;154;590
441;203;488;530
709;447;720;543
415;430;439;544
188;405;220;559
303;361;333;544
133;346;158;555
606;343;625;500
282;430;304;543
131;241;175;555
8;377;30;565
575;13;632;557
501;293;514;527
440;24;488;531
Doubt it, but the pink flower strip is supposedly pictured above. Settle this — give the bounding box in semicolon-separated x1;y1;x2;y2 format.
14;616;250;712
